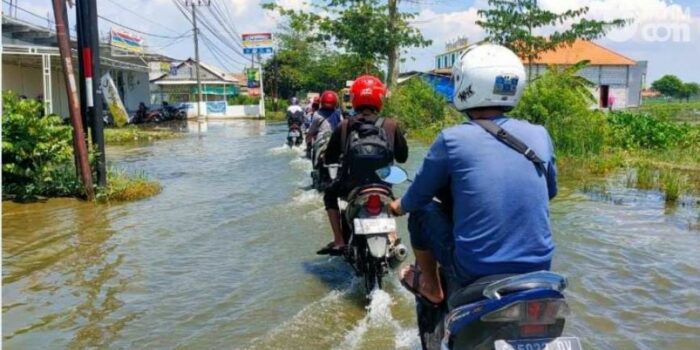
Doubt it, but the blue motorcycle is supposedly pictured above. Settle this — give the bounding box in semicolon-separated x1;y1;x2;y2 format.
376;166;581;350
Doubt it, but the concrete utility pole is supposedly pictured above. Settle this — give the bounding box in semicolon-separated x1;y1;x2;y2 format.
187;0;209;118
52;0;95;200
386;0;399;88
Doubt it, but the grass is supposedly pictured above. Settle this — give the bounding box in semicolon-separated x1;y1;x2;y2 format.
104;126;182;145
265;110;286;122
96;168;162;202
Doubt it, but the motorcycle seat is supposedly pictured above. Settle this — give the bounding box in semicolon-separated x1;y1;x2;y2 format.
447;274;518;309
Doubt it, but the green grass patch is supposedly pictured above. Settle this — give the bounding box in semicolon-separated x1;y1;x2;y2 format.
265;111;286;122
97;168;162;202
104;126;182;145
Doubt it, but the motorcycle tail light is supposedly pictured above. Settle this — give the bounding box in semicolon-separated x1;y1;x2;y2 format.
482;299;568;325
365;194;382;215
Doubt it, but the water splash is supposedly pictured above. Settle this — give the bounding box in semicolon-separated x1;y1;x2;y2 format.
293;190;322;206
268;144;305;156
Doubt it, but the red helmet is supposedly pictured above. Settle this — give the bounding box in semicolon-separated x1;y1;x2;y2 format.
350;75;386;111
320;91;339;109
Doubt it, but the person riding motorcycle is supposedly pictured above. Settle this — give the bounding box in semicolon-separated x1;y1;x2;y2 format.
317;75;409;256
307;91;343;146
286;97;304;127
388;44;558;315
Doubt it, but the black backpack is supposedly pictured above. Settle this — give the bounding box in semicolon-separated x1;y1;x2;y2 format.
287;109;304;126
342;118;394;184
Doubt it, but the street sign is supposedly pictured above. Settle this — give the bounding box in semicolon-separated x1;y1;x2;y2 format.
243;47;273;54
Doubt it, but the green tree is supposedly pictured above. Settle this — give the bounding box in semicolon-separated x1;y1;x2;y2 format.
263;0;431;87
651;75;684;99
476;0;627;79
678;82;700;102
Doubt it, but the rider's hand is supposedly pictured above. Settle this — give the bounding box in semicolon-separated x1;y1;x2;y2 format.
389;198;405;216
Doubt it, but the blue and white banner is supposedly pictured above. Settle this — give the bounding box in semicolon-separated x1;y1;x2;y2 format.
243;47;273;54
206;101;227;114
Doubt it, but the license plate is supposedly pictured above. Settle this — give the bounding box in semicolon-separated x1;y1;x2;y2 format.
495;337;582;350
290;130;301;137
353;218;396;235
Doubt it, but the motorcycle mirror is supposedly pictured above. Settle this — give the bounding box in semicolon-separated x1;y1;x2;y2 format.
376;166;408;185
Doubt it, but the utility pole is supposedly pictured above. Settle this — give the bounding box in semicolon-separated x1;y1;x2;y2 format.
386;0;399;88
77;0;106;187
186;0;209;119
52;0;95;200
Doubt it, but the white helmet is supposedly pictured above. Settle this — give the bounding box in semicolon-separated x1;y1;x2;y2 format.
452;44;526;111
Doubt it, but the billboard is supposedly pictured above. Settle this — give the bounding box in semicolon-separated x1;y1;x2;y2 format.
110;29;144;53
245;68;260;88
242;32;273;55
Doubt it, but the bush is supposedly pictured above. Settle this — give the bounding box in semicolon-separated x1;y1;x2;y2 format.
384;78;460;139
607;111;690;150
511;67;608;156
2;91;82;200
228;94;260;105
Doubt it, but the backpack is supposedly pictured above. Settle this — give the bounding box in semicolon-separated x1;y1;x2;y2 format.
341;118;394;185
287;108;304;126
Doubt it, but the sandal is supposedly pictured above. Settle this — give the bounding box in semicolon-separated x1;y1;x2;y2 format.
399;265;444;308
316;242;346;256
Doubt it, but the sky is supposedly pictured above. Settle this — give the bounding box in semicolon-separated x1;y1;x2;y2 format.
4;0;700;83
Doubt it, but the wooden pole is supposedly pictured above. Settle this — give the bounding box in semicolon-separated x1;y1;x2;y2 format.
52;0;95;200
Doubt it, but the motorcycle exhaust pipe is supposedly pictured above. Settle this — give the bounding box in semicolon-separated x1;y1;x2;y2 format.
393;243;408;262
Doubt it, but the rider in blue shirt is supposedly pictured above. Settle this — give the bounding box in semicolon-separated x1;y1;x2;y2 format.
390;44;557;306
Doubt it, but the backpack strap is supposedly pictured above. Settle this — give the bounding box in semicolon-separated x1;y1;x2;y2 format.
340;119;349;155
471;119;548;175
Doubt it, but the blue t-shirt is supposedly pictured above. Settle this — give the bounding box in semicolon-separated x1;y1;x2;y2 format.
401;116;557;277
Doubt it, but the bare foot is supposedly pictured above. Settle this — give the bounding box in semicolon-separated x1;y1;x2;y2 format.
399;265;444;305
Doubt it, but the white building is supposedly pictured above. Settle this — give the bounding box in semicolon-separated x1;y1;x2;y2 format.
2;15;150;117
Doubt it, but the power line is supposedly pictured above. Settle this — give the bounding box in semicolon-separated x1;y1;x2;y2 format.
98;15;189;39
104;0;182;34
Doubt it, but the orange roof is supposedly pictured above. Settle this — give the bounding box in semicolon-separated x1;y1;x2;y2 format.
529;40;636;66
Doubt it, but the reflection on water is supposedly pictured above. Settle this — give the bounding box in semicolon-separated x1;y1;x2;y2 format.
3;120;699;349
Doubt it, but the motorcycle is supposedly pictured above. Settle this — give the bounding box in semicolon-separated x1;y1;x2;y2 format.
287;124;303;147
160;103;188;121
376;167;579;350
338;165;409;296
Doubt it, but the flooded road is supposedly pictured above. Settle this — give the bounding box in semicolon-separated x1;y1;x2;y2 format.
3;120;699;349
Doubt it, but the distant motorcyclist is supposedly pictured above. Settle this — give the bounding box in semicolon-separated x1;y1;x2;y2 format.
286;97;304;127
316;75;409;256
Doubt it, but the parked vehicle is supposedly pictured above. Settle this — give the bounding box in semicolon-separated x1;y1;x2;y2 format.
339;165;409;296
376;167;578;350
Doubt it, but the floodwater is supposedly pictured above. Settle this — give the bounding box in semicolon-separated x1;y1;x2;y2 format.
2;120;699;349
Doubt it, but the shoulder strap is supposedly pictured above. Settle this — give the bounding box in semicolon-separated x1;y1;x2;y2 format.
340;119;349;154
471;119;547;174
374;117;385;128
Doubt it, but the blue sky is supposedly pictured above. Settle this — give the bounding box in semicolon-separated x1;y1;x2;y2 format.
5;0;700;83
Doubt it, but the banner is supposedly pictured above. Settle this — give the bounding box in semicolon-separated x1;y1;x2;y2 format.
242;33;273;48
246;68;260;88
100;72;129;126
207;101;227;114
110;29;144;53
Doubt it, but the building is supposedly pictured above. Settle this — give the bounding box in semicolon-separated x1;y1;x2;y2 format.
2;15;150;117
434;37;469;71
151;59;261;118
432;40;647;108
526;40;647;108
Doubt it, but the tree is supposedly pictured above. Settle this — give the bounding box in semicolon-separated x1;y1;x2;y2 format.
262;24;381;100
678;82;700;102
652;75;684;99
262;0;431;88
476;0;627;79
